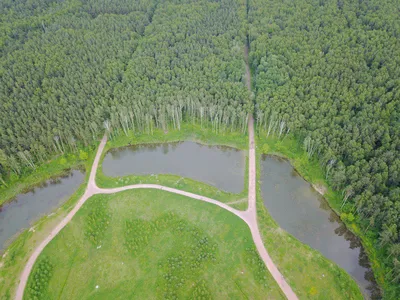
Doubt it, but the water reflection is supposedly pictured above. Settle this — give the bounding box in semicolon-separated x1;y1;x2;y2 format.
0;170;84;251
102;141;245;193
260;155;380;299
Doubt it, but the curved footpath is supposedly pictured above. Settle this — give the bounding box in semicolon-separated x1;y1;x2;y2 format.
15;119;298;300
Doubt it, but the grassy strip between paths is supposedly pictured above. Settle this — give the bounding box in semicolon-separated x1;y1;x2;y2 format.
256;134;366;299
25;189;284;300
0;147;98;300
96;124;249;209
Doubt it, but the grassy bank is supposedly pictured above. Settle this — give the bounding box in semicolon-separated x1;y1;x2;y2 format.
255;147;363;299
0;145;96;207
0;147;97;300
0;182;86;300
257;133;386;298
25;189;284;299
98;172;248;211
107;123;248;150
96;124;249;210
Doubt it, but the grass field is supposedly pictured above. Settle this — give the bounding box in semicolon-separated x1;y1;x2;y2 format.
25;189;284;299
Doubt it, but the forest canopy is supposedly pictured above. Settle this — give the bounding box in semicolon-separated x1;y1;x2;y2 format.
0;0;250;177
0;0;400;297
248;0;400;296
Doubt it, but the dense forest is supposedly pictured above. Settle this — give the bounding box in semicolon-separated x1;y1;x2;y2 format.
248;0;400;296
1;0;400;297
0;0;158;175
0;0;250;179
112;0;250;136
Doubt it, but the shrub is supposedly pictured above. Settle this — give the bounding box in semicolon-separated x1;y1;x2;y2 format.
84;201;111;246
26;256;53;300
79;150;89;161
262;144;270;154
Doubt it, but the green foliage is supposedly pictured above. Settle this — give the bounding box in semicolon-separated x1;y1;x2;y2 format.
255;149;363;299
125;218;156;254
261;143;270;154
244;246;274;288
84;201;111;246
3;290;10;300
189;280;212;300
0;149;8;170
249;0;400;295
26;256;53;300
308;286;318;296
341;213;355;223
124;212;218;298
0;0;250;185
59;157;67;165
156;216;217;298
79;150;88;161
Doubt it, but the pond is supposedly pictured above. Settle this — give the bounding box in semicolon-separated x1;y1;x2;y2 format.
0;170;84;251
260;155;379;299
102;141;245;193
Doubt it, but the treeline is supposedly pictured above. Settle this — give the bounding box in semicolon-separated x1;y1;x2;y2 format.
0;0;250;181
248;0;400;297
0;0;157;178
107;0;250;138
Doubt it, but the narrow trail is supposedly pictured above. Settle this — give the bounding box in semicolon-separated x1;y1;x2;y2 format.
243;45;298;299
15;51;298;300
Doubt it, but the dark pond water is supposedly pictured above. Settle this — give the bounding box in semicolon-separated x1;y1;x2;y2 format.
260;155;380;299
102;141;245;193
0;170;84;251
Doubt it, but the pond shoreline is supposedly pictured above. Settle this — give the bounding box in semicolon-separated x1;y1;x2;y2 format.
261;153;381;299
0;164;86;209
0;169;85;252
102;141;246;194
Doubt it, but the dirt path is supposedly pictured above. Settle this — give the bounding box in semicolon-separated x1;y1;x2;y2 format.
243;45;297;299
244;115;298;299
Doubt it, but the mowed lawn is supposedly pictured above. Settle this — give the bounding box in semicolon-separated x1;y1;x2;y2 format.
25;189;284;299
